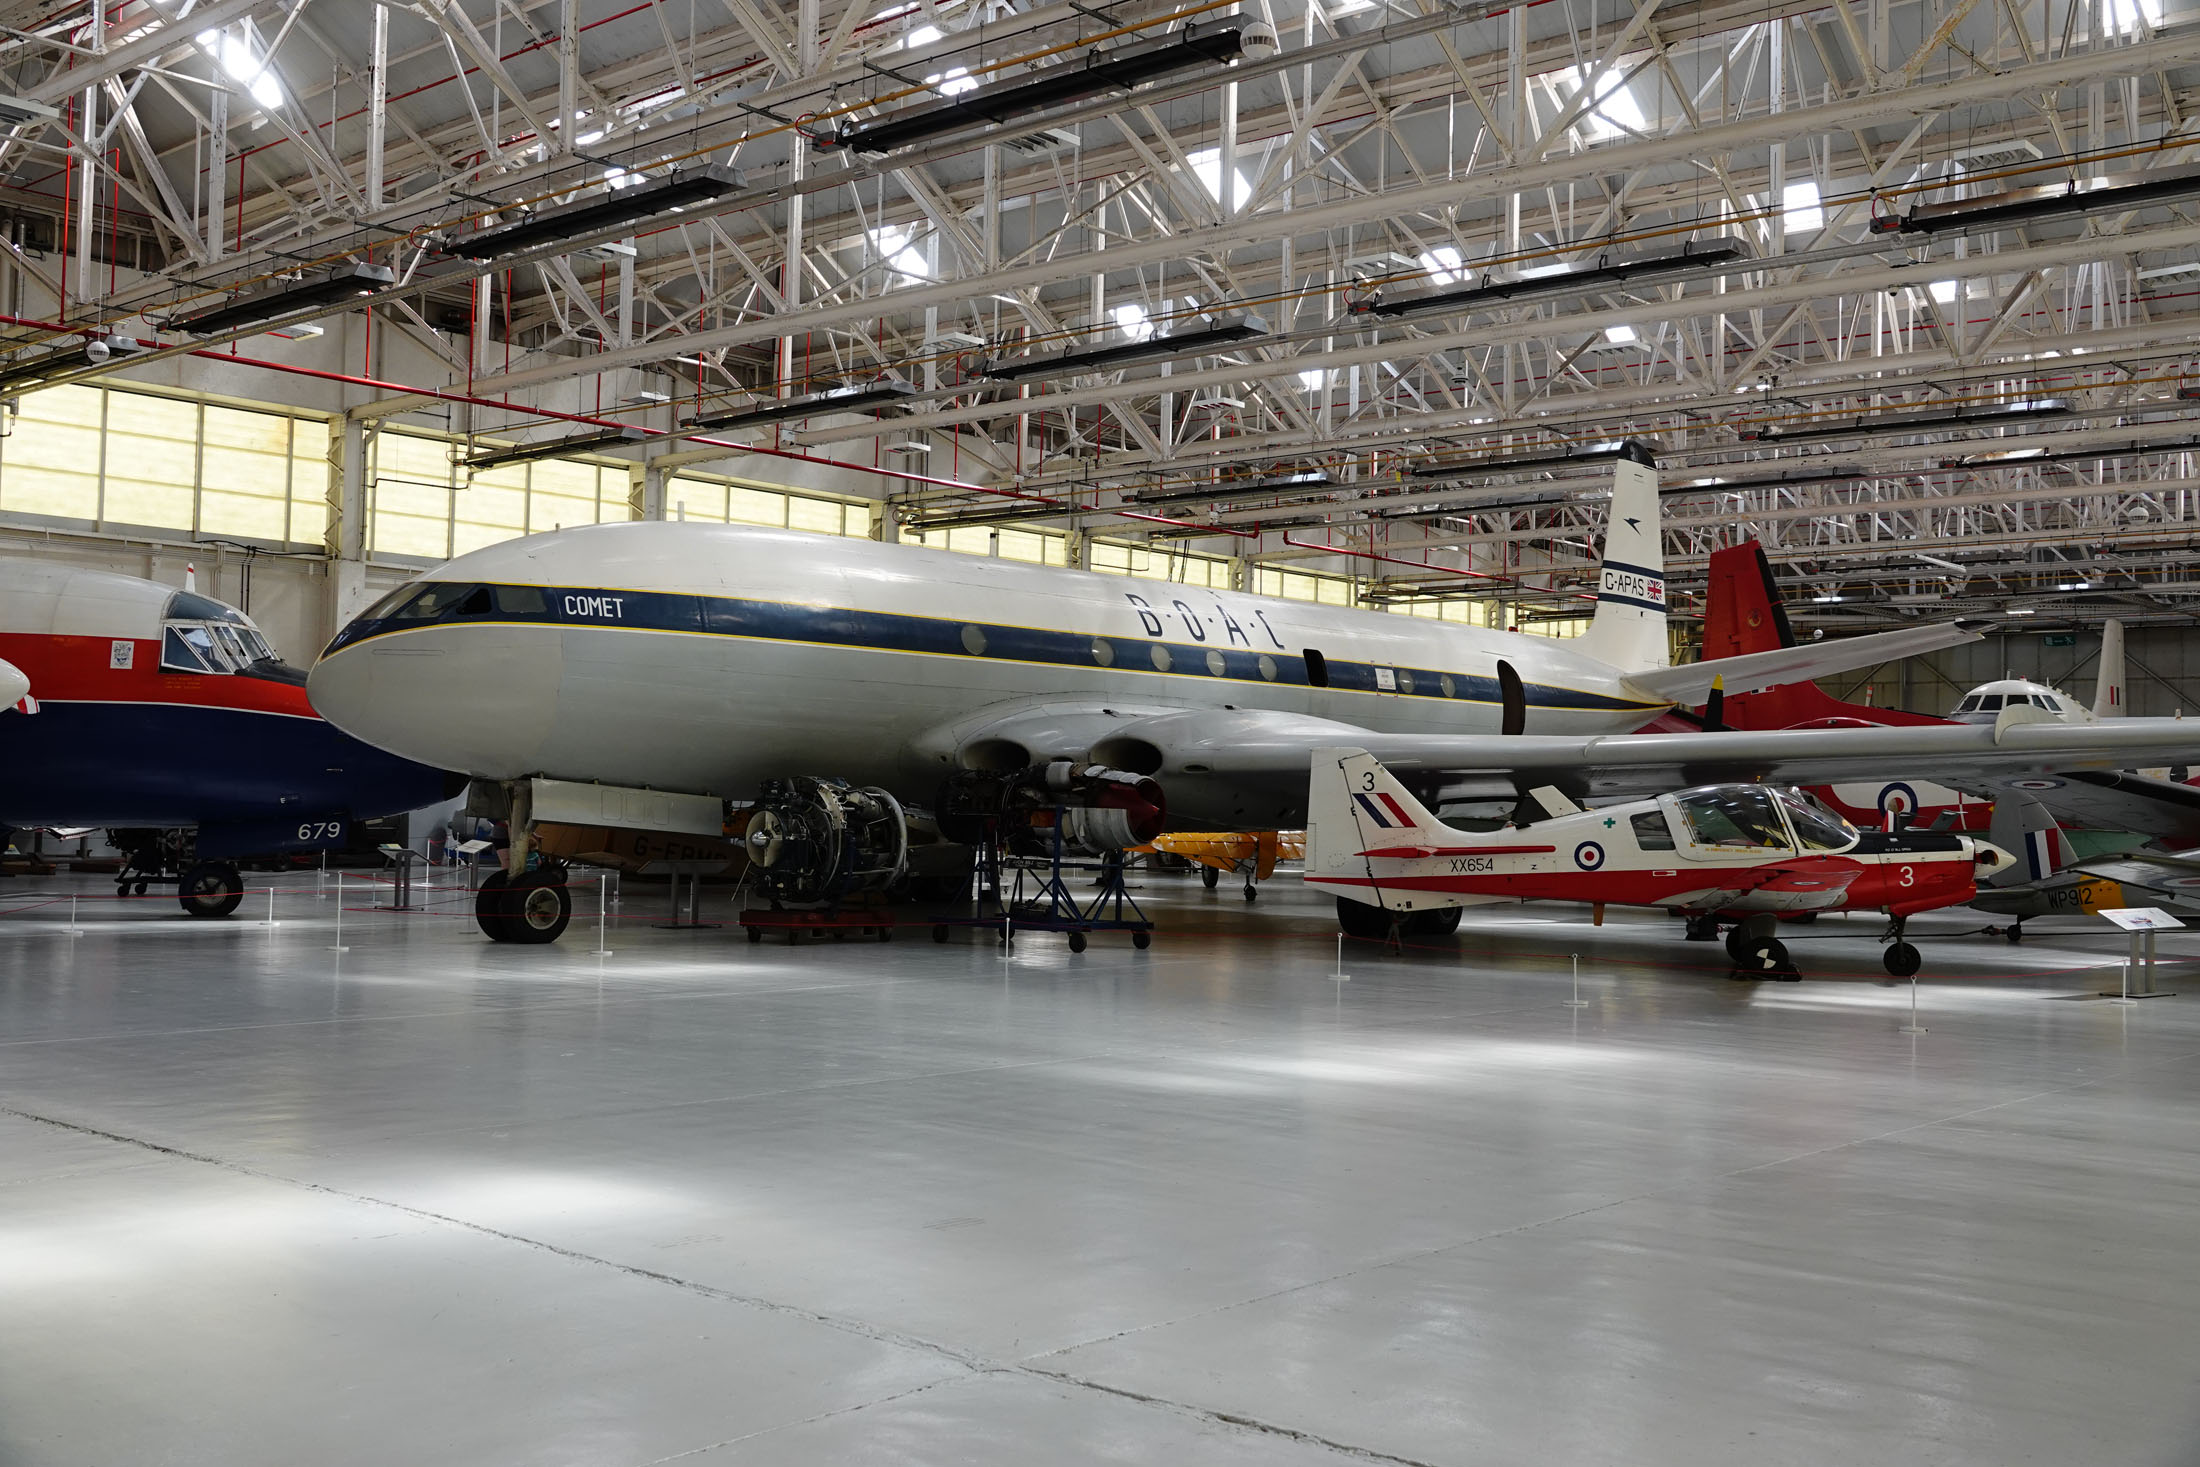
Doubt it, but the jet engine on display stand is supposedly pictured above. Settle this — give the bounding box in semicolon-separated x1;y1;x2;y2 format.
742;776;910;907
930;762;1166;952
935;761;1167;858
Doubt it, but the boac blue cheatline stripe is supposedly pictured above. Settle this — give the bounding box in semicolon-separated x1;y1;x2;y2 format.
325;582;1665;712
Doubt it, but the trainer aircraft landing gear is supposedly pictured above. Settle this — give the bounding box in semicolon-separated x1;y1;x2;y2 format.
1724;914;1800;980
1881;918;1922;978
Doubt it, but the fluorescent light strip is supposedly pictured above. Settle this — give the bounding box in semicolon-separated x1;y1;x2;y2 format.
443;166;742;261
1736;398;2073;444
169;263;396;335
1873;167;2200;237
823;23;1261;155
684;379;918;431
464;426;647;471
1351;241;1750;322
982;312;1270;382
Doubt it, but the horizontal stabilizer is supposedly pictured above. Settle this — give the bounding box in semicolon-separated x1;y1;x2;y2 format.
1624;620;1987;705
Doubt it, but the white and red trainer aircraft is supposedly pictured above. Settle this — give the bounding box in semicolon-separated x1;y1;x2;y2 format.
1304;747;2014;977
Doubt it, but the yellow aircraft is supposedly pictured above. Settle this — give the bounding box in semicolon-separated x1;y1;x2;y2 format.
1142;830;1304;900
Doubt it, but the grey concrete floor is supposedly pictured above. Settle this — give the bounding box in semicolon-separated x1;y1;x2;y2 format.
2;865;2197;1467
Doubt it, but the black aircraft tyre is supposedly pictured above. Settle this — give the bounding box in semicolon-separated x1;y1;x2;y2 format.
1200;865;1220;889
1883;941;1922;978
1404;906;1463;936
503;870;572;944
474;870;515;940
1335;897;1393;940
177;861;243;919
1739;936;1789;973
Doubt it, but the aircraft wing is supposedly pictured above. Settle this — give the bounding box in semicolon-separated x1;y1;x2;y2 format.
2018;770;2200;849
1620;620;1987;705
1092;704;2200;816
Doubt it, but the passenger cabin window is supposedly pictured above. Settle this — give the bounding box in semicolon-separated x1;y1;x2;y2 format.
1675;787;1792;851
1774;790;1858;852
1304;648;1329;688
1631;810;1676;850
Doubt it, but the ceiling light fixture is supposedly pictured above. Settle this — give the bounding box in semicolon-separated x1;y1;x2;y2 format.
1408;439;1654;482
1132;469;1335;505
982;311;1269;381
0;334;146;391
819;21;1273;155
1348;240;1750;322
1871;167;2200;237
683;379;918;432
1736;398;2072;444
168;263;396;335
464;426;648;471
441;165;743;261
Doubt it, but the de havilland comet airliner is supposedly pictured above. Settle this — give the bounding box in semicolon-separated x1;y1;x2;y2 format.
308;442;2200;944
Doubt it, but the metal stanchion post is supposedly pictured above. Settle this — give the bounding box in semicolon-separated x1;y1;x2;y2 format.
260;885;279;929
2110;959;2137;1007
64;893;84;937
1333;931;1350;983
328;871;349;953
595;873;612;955
1901;973;1926;1032
1565;952;1589;1008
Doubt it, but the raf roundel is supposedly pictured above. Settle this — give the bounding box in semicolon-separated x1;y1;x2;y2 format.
1573;840;1606;871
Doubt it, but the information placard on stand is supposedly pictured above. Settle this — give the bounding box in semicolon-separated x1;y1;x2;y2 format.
2099;907;2180;999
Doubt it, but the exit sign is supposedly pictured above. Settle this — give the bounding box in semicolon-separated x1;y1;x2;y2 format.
2043;633;2077;647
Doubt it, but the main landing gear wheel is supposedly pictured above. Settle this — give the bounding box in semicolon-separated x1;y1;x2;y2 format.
1200;865;1220;889
1882;941;1922;978
177;861;243;919
1067;931;1088;953
1132;930;1151;950
1335;897;1392;940
475;870;515;941
503;871;572;944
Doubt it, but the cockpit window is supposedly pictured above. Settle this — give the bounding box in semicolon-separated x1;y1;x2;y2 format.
1954;696;1979;713
1775;790;1858;852
1631;809;1676;850
1675;786;1792;851
1976;694;2004;712
359;584;420;621
387;583;486;622
162;625;220;673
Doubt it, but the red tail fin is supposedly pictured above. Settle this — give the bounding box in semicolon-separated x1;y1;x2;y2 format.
1701;542;1947;730
1702;543;1794;659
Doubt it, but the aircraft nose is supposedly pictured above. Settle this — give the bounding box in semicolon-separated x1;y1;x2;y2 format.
309;625;557;778
1970;839;2017;872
